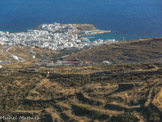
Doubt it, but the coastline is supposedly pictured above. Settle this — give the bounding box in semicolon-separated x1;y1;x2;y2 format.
1;22;161;50
0;22;117;51
1;23;158;42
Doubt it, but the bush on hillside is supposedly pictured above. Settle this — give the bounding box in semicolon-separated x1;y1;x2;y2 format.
117;112;136;122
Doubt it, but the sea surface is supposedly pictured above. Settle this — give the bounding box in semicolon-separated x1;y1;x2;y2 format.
0;0;162;41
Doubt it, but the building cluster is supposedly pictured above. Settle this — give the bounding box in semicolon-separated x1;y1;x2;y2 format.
0;23;117;50
34;58;90;67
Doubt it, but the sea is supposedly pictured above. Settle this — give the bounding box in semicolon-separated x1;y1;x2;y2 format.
0;0;162;41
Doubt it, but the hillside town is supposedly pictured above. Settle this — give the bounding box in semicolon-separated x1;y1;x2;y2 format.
0;23;117;51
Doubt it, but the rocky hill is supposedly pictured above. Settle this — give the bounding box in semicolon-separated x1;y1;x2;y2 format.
68;38;162;64
72;24;97;31
34;23;98;35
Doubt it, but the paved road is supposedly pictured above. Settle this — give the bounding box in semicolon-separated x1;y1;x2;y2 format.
2;46;26;62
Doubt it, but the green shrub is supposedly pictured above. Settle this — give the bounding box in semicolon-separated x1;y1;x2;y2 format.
118;112;136;122
149;112;160;122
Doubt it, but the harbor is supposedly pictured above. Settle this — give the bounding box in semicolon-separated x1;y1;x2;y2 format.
0;23;118;51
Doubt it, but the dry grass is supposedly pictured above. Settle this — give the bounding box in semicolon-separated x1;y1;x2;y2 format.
68;38;162;64
1;62;162;121
2;62;33;69
152;88;162;110
8;46;59;62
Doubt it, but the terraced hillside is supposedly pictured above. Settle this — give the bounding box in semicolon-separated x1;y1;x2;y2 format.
0;63;162;122
68;38;162;64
